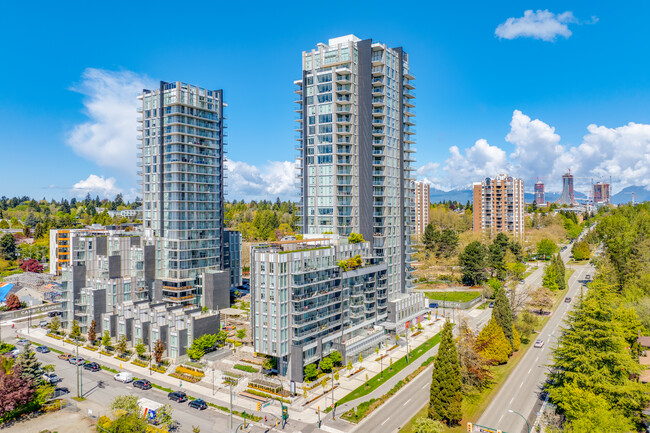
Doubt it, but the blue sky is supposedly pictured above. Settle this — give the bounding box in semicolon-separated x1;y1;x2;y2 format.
1;1;649;201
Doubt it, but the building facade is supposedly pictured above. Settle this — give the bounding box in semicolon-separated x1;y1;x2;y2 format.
557;172;575;206
223;229;242;287
534;181;545;206
294;34;417;299
473;174;525;238
593;182;610;205
138;81;229;309
250;235;424;381
414;180;430;235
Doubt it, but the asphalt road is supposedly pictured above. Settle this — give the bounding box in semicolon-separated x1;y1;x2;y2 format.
476;263;593;433
352;246;565;433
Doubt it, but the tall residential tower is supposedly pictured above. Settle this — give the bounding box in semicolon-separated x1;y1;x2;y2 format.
473;174;525;238
414;180;430;235
138;82;230;310
294;35;417;297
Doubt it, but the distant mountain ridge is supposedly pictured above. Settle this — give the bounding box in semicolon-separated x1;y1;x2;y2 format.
428;186;649;204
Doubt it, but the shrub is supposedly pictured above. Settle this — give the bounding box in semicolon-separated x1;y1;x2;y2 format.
234;364;258;373
175;366;205;378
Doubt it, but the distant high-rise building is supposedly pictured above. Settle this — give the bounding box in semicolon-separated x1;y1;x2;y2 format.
473;174;525;238
534;180;545;206
557;171;575;206
138;81;230;310
414;181;430;235
593;182;610;204
294;34;417;296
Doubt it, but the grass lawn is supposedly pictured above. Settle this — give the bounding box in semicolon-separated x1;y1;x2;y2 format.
423;291;481;303
400;265;580;432
336;333;441;406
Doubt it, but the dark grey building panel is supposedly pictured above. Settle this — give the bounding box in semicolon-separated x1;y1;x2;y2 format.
108;255;121;279
203;271;230;311
357;39;374;242
96;237;107;256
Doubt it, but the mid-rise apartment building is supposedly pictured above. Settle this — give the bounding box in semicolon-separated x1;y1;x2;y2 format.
414;180;430;235
473;174;525;238
138;81;229;309
224;229;243;287
294;34;417;298
250;235;424;381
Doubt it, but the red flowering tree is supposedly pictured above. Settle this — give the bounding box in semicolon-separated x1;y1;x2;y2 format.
5;294;20;311
0;365;34;418
19;259;43;273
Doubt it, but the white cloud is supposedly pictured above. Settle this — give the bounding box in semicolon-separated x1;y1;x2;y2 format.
66;68;154;176
72;174;122;198
495;10;577;41
226;159;297;201
416;110;650;194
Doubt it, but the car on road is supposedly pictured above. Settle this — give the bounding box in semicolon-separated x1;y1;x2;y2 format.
10;348;21;358
16;339;30;346
52;387;69;398
35;345;50;353
168;391;188;403
564;297;571;303
39;320;49;328
42;373;62;384
489;302;494;308
83;362;100;372
69;357;85;365
188;398;207;410
114;372;134;383
133;379;152;390
58;353;73;361
586;274;591;280
534;339;545;348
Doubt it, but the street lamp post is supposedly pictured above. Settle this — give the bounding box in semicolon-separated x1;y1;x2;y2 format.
507;409;530;433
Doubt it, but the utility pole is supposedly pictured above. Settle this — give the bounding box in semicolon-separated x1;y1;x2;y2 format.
229;380;233;433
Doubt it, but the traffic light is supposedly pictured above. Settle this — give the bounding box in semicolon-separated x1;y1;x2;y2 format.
256;402;261;411
467;422;472;432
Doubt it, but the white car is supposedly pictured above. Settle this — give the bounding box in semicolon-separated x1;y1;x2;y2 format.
113;372;133;383
534;339;544;348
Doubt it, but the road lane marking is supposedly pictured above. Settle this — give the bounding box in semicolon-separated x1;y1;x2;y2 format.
381;417;390;425
519;381;524;389
528;367;532;374
403;398;412;407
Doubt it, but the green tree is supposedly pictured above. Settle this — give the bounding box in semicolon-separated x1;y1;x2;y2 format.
459;241;488;286
348;233;364;244
456;321;491;390
253;210;279;240
236;328;246;342
571;240;591;261
347;360;353;370
304;363;318;381
0;233;16;260
116;334;128;356
263;357;277;371
412;417;444;433
101;331;112;351
135;340;146;359
475;318;511;365
423;223;438;252
15;344;41;383
537;238;557;259
542;263;560;291
69;320;82;341
48;316;60;335
551;253;566;290
492;287;514;349
329;350;342;367
428;321;462;425
319;357;333;373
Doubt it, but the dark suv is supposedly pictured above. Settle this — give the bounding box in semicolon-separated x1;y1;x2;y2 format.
133;379;152;390
188;398;207;410
168;391;188;403
83;362;101;372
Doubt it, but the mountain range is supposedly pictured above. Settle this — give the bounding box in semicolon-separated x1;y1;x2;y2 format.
429;186;649;205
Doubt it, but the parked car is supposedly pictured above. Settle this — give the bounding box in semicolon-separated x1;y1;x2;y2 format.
564;297;572;303
52;387;69;398
534;339;545;348
16;339;30;346
47;311;62;317
586;274;591;280
188;398;207;410
10;348;21;358
133;379;152;390
39;320;49;328
114;372;133;383
35;345;50;353
69;357;85;365
168;391;188;403
58;353;73;361
42;373;62;384
489;302;494;308
84;362;100;372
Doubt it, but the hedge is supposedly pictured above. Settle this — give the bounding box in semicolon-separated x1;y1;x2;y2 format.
233;364;258;373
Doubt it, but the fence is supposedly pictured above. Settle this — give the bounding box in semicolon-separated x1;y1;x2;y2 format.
433;295;482;310
0;303;61;321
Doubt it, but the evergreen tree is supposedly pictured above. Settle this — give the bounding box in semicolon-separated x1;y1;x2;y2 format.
423;223;438;252
548;280;649;421
552;253;566;290
542;264;560;291
459;241;488;286
475;318;511;365
15;344;41;383
428;321;462;425
492;287;514;348
69;320;82;341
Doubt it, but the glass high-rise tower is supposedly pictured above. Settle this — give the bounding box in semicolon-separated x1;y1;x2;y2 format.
138;82;229;309
294;35;417;297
